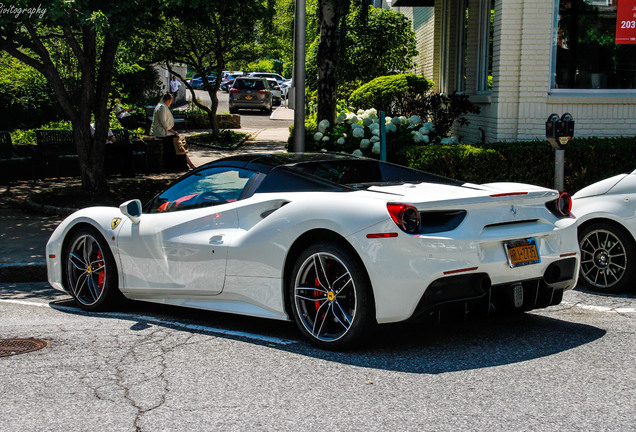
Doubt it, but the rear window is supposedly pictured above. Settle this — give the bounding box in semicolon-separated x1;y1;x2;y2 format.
234;79;265;90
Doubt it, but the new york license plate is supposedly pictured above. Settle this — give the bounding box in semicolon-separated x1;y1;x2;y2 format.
504;238;540;268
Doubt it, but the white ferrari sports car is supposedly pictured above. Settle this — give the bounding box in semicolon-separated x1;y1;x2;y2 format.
47;153;579;349
572;169;636;293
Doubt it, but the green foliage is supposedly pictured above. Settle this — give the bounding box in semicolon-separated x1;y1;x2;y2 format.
414;92;481;138
405;136;636;193
11;119;73;144
349;74;433;117
306;5;417;97
0;54;61;131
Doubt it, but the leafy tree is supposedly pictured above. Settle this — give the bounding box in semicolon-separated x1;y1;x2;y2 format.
0;0;161;194
341;6;417;90
309;4;418;125
0;53;59;130
151;0;272;136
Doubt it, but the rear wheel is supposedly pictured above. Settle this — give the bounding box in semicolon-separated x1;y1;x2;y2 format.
289;242;375;350
578;221;636;293
64;226;122;311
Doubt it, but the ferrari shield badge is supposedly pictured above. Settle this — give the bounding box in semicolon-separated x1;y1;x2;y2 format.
111;218;122;230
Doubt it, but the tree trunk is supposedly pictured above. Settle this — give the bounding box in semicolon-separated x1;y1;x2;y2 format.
316;0;342;126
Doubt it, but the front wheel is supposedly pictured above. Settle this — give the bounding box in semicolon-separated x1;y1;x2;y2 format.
64;226;122;311
289;242;375;350
578;221;636;293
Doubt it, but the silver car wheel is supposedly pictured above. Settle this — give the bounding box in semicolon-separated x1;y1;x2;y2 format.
293;252;357;343
66;233;107;306
580;228;627;290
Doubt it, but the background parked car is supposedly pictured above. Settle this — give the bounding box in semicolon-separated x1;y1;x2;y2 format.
572;169;636;293
248;72;286;85
265;78;282;106
188;75;217;90
228;77;272;114
279;79;292;100
221;73;243;92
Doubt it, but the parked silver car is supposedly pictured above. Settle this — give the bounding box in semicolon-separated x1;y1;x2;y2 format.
229;77;273;114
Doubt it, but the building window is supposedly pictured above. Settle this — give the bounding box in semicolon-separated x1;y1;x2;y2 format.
553;0;636;90
476;0;494;92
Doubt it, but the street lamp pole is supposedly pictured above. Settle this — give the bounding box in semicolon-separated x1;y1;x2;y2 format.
293;0;306;153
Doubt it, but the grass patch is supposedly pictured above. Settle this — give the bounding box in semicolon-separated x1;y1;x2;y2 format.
186;130;248;148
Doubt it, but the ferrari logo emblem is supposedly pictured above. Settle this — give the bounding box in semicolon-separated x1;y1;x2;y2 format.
111;218;122;230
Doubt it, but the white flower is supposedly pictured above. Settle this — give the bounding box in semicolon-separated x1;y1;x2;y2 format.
352;149;364;156
386;123;397;133
337;137;345;145
412;131;424;143
360;139;370;149
371;128;380;136
372;142;381;154
368;123;380;131
391;116;402;125
352;128;365;138
318;119;330;133
407;115;421;126
363;117;373;127
441;136;459;144
320;148;328;152
365;108;378;121
370;136;380;143
423;122;435;131
385;116;393;125
418;126;430;135
313;132;323;141
422;134;430;143
336;112;347;124
347;114;360;124
351;123;363;129
321;135;330;142
357;109;365;115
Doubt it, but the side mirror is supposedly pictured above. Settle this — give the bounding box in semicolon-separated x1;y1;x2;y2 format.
120;199;142;225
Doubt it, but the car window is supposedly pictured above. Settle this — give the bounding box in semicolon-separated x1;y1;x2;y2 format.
234;79;265;90
148;167;256;213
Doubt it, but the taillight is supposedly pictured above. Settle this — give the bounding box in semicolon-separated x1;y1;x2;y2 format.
546;191;572;218
229;88;239;93
387;203;421;234
258;89;270;94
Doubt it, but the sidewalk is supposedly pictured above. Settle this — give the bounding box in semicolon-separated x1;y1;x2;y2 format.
0;110;292;283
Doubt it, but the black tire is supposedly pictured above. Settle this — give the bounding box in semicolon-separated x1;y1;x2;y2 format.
289;242;375;350
578;221;636;293
64;226;122;311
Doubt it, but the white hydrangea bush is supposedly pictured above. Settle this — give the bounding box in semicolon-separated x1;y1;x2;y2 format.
309;108;459;160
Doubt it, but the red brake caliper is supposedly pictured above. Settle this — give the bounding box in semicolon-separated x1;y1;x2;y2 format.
96;250;105;290
314;277;321;311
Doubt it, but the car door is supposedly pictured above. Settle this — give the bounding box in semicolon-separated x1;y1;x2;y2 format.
116;166;257;297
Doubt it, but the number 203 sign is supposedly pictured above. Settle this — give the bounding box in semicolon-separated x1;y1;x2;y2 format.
616;0;636;44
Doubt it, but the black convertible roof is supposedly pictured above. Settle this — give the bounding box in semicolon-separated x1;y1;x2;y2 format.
204;153;360;174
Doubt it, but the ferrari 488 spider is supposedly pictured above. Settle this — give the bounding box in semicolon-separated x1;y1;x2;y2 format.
47;153;580;349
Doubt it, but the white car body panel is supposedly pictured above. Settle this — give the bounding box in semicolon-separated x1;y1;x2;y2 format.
47;154;580;327
572;171;636;241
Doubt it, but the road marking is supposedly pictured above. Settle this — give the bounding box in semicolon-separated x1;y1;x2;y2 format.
560;301;636;313
0;298;296;345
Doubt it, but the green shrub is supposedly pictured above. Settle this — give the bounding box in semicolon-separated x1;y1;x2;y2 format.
413;92;481;138
406;136;636;193
349;74;433;117
288;117;317;150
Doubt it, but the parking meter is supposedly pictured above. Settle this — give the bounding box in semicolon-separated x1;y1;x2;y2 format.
546;113;575;190
546;113;575;150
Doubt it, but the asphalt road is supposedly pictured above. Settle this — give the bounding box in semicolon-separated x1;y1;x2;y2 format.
1;283;634;431
188;89;284;130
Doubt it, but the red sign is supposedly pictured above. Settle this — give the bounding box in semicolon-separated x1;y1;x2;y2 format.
616;0;636;44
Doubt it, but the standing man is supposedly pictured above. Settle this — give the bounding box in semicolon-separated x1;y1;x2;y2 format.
170;76;181;102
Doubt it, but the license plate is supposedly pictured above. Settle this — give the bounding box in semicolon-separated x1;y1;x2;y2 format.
504;238;540;268
245;96;253;100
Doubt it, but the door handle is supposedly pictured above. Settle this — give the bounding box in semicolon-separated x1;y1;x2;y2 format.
209;235;224;244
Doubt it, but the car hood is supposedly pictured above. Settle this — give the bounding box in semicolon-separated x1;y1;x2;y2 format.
572;173;629;199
